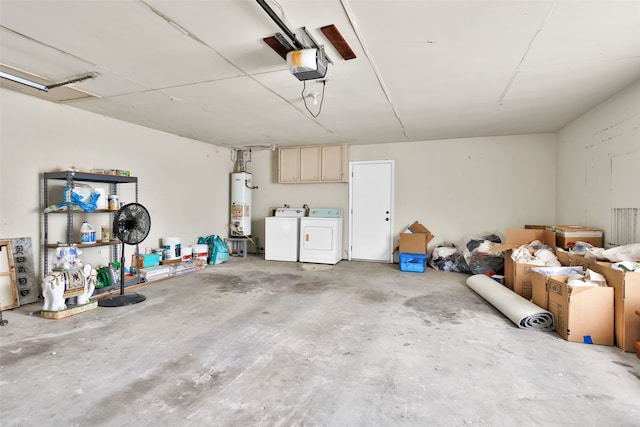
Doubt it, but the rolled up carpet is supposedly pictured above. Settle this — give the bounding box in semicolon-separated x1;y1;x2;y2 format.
466;274;554;331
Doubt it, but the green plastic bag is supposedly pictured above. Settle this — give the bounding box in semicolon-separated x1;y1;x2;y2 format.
197;235;229;265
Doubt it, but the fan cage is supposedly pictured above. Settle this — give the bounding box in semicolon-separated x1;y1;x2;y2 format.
113;203;151;245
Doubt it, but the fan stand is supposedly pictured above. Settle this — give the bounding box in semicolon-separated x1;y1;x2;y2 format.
98;239;146;307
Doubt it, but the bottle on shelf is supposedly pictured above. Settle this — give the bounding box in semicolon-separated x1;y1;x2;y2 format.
80;221;96;244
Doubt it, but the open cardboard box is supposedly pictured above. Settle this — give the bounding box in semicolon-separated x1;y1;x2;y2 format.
531;266;584;310
490;228;556;300
399;221;434;254
531;271;553;310
571;254;640;352
547;276;614;345
531;271;568;310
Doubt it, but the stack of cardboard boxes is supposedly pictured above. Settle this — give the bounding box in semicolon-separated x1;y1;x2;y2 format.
492;226;640;351
403;222;636;351
545;225;638;351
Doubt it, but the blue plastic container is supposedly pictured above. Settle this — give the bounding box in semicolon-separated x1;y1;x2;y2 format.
399;252;428;273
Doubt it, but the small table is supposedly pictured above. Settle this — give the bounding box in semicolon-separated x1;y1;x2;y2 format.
226;237;249;258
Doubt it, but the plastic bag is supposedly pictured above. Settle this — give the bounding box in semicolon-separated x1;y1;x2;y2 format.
459;232;504;275
427;240;474;274
62;184;99;212
429;242;461;272
198;235;229;265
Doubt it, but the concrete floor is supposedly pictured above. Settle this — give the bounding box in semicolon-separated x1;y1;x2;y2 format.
1;256;639;426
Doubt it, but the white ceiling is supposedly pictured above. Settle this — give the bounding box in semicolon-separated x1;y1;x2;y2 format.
1;0;639;149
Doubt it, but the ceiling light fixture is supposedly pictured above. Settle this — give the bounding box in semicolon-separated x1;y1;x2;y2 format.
0;70;48;91
0;70;96;92
302;80;326;118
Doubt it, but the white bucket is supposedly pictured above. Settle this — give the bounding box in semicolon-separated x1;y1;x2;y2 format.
162;237;181;260
193;244;208;261
182;246;192;261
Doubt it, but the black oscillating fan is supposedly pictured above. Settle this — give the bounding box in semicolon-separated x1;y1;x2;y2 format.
98;202;151;307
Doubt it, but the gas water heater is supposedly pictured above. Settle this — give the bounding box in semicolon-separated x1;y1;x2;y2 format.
230;150;257;236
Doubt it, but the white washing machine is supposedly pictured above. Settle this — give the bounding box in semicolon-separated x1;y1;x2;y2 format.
299;208;343;265
265;207;306;261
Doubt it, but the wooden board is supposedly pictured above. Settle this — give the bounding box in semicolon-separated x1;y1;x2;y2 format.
40;301;97;320
0;240;20;310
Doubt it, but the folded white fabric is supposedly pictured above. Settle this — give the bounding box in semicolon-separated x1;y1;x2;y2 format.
612;260;640;272
567;269;607;291
511;242;560;267
586;243;640;262
534;248;561;267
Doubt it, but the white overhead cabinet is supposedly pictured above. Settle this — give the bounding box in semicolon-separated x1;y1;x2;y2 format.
278;144;348;183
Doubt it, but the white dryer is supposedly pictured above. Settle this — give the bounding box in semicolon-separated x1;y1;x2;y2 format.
299;208;343;265
265;207;306;262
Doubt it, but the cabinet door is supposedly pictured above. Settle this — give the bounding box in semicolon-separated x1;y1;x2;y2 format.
278;147;301;183
300;146;321;181
321;144;346;182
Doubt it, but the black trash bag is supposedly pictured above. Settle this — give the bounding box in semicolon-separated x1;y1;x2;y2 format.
453;254;472;274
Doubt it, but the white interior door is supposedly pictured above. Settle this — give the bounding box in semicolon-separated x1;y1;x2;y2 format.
349;161;394;262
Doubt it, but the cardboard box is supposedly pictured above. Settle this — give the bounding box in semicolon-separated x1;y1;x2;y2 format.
547;276;614;345
512;263;538;301
399;221;434;254
399;233;427;254
547;225;603;249
408;221;435;241
572;255;640;352
491;228;557;300
133;253;161;268
555;248;571;266
531;266;584;310
531;272;564;310
531;272;551;310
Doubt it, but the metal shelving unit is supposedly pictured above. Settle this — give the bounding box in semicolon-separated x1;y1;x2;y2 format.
42;170;140;287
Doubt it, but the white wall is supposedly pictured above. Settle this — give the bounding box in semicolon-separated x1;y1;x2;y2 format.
11;78;638;277
556;79;640;245
1;88;233;276
351;135;557;243
247;134;558;255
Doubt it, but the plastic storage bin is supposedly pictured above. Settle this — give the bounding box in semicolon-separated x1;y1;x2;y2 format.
399;252;428;273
